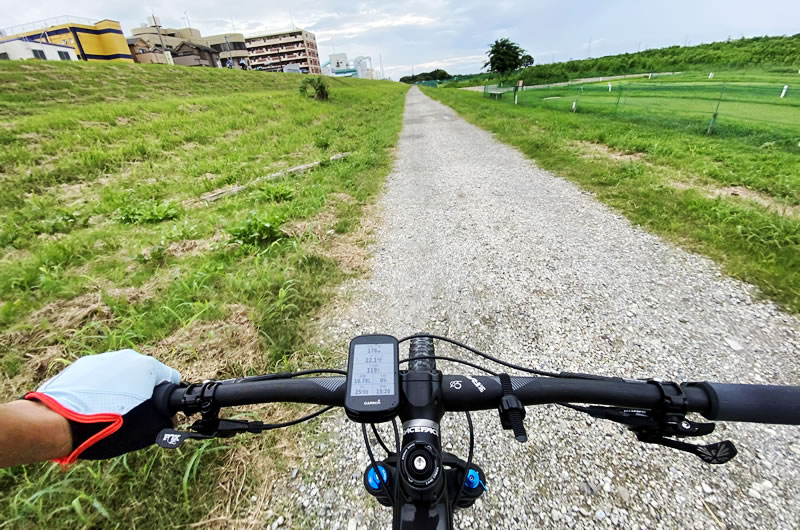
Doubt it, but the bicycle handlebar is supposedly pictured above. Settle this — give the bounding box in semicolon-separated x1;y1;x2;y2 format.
692;382;800;424
154;374;800;425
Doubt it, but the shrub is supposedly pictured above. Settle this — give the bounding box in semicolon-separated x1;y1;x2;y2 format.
116;200;182;224
299;76;330;101
256;183;295;203
226;211;285;246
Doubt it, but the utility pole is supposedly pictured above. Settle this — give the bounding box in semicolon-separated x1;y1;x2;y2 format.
379;54;385;79
224;34;232;67
151;10;167;55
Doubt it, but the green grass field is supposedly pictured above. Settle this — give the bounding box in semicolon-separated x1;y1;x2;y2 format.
0;61;407;528
423;77;800;313
512;71;800;143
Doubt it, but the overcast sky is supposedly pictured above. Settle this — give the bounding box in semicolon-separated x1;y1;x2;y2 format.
4;0;799;79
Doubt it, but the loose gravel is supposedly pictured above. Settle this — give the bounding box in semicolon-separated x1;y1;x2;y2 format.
272;87;800;529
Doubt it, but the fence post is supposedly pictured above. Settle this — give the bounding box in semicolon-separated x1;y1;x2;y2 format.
707;82;726;135
615;83;624;113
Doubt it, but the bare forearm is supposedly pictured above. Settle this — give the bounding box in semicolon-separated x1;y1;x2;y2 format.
0;400;72;467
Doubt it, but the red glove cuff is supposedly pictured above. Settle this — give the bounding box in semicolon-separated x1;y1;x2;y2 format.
24;392;123;466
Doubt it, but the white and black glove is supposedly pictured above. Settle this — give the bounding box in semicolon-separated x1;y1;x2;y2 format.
25;349;181;465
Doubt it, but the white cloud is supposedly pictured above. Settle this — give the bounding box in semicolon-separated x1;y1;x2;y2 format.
316;14;436;40
382;53;487;77
415;54;486;70
4;0;800;80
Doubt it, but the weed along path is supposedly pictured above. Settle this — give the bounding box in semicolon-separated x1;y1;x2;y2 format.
275;86;800;529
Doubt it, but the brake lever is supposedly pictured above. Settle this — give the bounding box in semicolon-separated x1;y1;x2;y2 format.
570;405;737;464
637;434;738;464
156;419;271;449
156;428;213;449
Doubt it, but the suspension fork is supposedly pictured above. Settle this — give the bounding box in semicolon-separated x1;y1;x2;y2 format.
363;337;485;528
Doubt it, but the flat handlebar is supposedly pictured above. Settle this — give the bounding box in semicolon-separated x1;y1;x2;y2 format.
154;374;800;425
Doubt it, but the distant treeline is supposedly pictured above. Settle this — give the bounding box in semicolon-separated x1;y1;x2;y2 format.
400;69;451;84
444;35;800;87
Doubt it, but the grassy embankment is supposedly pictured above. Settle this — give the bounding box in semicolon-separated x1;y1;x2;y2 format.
440;34;800;88
0;61;407;527
423;77;800;312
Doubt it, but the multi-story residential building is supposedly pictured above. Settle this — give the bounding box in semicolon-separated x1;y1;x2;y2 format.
0;16;132;62
130;23;248;68
130;24;201;52
245;28;320;74
202;33;249;68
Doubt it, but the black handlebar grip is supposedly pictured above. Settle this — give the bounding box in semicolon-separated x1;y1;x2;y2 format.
152;382;180;417
692;382;800;425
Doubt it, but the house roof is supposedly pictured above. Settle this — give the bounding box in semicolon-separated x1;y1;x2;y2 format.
174;41;218;54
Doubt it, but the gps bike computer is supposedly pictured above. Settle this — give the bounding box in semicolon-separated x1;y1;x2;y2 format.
345;335;400;423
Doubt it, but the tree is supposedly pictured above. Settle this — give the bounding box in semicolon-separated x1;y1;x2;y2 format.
399;69;452;84
521;54;534;67
484;38;530;75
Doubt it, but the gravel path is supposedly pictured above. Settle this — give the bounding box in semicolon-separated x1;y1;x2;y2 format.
275;87;800;529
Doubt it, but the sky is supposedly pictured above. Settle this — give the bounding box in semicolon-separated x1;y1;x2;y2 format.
3;0;799;79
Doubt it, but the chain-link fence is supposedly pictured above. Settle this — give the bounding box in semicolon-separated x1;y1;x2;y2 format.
482;80;800;148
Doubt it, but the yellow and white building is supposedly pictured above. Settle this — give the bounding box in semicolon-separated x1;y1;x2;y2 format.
0;16;132;62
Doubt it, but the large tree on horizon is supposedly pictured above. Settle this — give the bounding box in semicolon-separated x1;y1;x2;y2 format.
484;38;531;75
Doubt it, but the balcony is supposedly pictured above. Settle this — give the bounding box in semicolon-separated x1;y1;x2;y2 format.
246;34;303;47
248;47;312;61
257;44;304;54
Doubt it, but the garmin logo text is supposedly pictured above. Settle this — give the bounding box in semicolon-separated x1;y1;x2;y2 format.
363;399;381;406
466;375;486;393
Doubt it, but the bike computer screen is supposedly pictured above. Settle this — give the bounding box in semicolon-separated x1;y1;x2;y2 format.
345;335;400;423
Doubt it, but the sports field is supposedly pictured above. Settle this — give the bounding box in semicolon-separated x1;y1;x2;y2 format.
495;71;800;145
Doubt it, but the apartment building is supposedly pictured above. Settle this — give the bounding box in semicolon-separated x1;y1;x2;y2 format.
245;28;320;74
0;16;132;62
202;34;249;67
